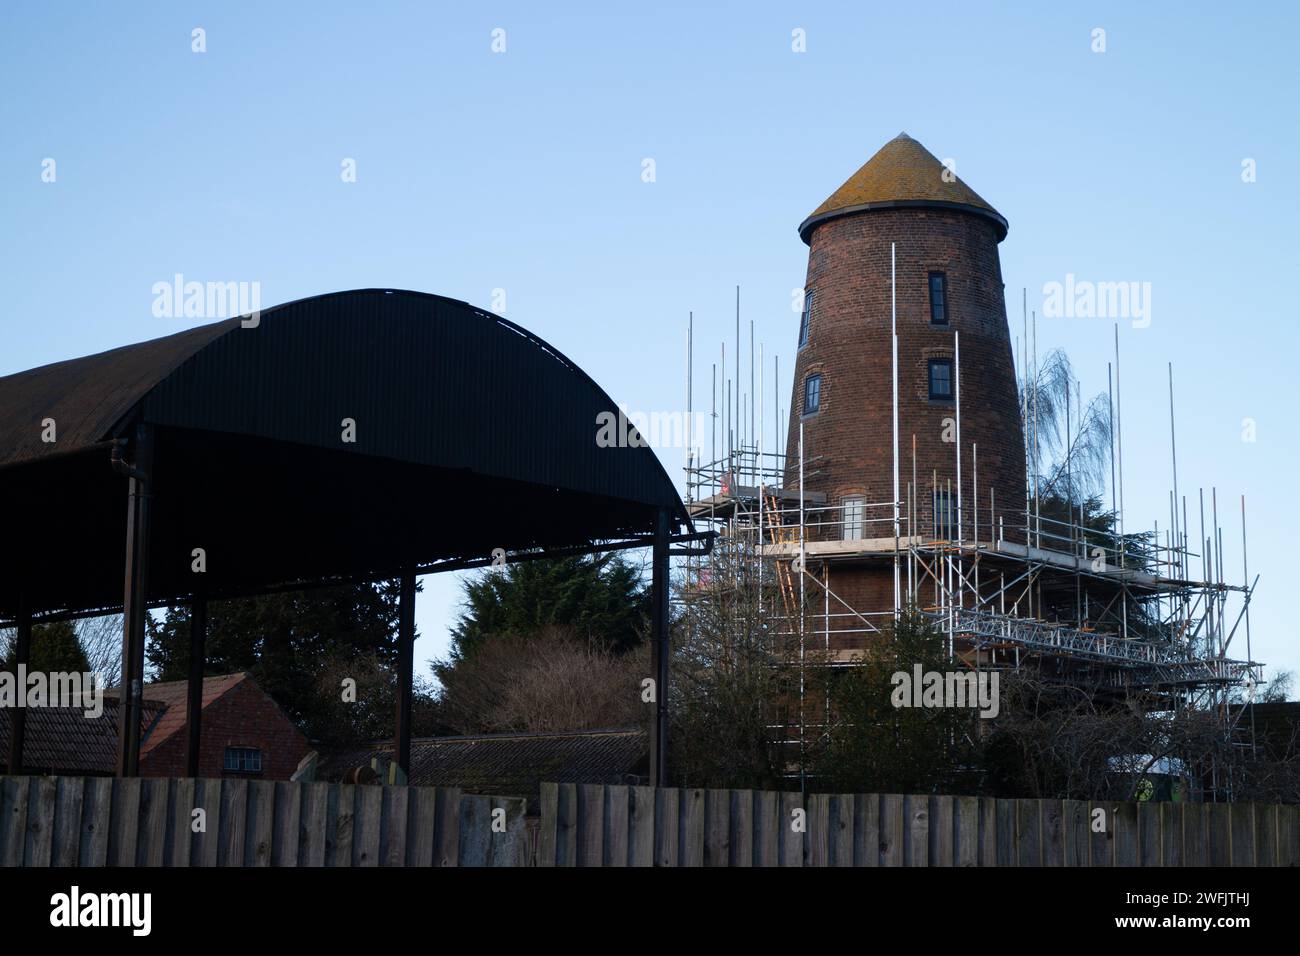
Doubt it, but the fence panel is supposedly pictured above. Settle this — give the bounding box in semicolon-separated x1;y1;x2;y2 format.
135;777;167;867
1063;800;1088;866
729;790;753;867
855;793;880;867
1;776;1291;867
629;785;655;866
880;794;904;866
26;776;57;866
930;795;953;867
954;795;978;867
604;785;629;867
53;776;84;867
829;794;853;867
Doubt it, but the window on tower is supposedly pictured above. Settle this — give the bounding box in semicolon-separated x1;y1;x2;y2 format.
932;488;956;540
928;272;948;326
841;496;865;540
803;373;821;415
928;358;953;401
798;291;814;347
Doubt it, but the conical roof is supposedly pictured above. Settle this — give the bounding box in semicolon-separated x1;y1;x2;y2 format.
798;133;1007;243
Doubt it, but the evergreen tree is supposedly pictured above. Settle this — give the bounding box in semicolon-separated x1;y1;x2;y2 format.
818;610;980;794
1;620;92;675
444;553;649;664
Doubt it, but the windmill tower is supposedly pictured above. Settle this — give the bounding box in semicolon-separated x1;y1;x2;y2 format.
784;133;1026;651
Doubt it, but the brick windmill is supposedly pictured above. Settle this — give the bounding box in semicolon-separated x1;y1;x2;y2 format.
783;133;1026;653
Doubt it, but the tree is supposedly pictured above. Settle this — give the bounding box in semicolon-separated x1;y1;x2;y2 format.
430;552;651;738
446;552;649;664
982;667;1300;803
817;610;980;794
434;626;644;734
146;580;436;747
76;615;123;688
1;620;92;674
314;652;446;744
1020;348;1114;506
668;539;824;790
1260;669;1294;704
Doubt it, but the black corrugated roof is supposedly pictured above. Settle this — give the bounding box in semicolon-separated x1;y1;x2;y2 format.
0;319;239;469
0;290;689;617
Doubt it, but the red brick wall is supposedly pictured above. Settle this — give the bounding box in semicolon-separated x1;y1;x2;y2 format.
141;681;311;780
784;206;1028;632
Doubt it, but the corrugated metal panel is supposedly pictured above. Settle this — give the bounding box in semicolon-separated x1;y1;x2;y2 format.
0;289;688;617
0;319;240;468
137;290;680;512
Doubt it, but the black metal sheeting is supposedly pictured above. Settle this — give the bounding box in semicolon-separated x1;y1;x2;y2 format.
0;288;693;619
3;289;698;782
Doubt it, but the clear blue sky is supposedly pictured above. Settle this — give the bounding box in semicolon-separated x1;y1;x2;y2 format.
3;2;1296;687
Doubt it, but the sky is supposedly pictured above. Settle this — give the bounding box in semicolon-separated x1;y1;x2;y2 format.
2;1;1296;687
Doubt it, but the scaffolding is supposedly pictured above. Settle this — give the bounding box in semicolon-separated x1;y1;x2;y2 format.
674;297;1264;800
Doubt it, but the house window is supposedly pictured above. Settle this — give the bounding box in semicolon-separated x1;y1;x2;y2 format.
798;291;814;348
842;496;865;541
224;747;263;774
928;358;953;401
929;272;948;326
803;373;822;415
932;488;956;540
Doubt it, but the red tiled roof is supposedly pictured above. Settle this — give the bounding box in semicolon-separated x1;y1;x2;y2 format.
134;672;249;755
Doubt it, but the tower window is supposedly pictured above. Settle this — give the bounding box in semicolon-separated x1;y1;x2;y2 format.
842;496;865;540
803;373;822;415
798;291;814;347
928;358;953;401
928;272;948;326
932;488;956;540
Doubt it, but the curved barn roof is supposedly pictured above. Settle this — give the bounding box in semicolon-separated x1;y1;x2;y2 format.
798;132;1008;243
0;289;689;617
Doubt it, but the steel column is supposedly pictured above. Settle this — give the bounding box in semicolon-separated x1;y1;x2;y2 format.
6;597;31;773
394;570;416;776
115;423;154;778
185;595;206;777
649;508;670;787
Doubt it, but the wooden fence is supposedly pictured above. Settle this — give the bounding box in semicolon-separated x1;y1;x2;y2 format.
536;783;1300;866
0;776;527;867
5;775;1297;866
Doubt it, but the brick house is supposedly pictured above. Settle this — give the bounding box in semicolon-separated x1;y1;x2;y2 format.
134;672;312;780
2;672;310;778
